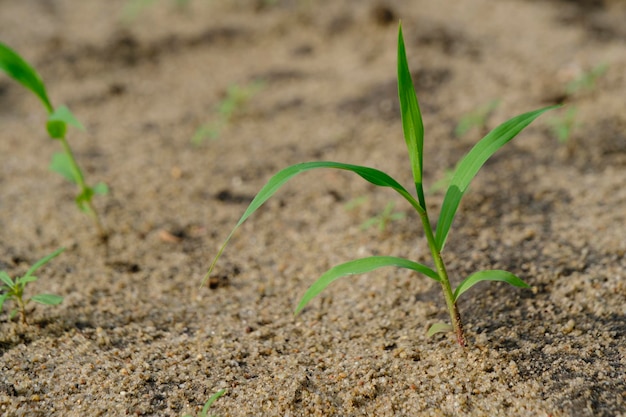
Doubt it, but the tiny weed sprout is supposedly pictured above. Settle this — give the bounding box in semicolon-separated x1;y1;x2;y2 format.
192;80;264;145
0;43;109;239
548;106;578;144
204;24;558;347
0;248;65;325
360;202;405;232
454;99;500;137
565;63;607;96
181;389;226;417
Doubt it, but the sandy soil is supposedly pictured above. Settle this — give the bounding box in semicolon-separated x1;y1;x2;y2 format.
1;0;625;416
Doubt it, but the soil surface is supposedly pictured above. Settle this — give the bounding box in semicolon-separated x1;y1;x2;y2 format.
1;1;625;416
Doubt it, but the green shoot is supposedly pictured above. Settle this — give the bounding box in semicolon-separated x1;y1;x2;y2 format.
192;80;265;145
454;99;500;137
360;202;405;232
204;24;558;347
548;106;578;144
0;43;109;240
181;389;226;417
565;63;607;96
0;248;65;325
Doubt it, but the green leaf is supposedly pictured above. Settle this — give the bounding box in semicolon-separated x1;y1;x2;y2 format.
50;152;78;183
397;24;426;209
23;248;65;280
453;270;529;302
46;119;67;139
203;161;424;286
93;182;109;195
30;294;63;305
427;322;453;337
16;276;38;285
0;271;14;288
0;294;9;311
294;256;440;315
76;187;95;212
48;105;85;131
200;389;226;417
435;105;559;251
0;42;53;113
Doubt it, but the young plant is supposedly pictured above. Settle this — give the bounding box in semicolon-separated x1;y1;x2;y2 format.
192;80;265;145
565;63;607;96
0;43;109;239
360;202;405;232
204;24;557;347
181;389;226;417
454;99;500;137
548;106;578;144
0;248;65;324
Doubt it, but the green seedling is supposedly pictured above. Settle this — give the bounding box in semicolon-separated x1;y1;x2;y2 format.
565;63;607;96
360;202;405;232
181;389;226;417
548;106;578;144
0;43;108;239
192;80;264;145
0;248;65;325
204;24;557;347
454;99;500;137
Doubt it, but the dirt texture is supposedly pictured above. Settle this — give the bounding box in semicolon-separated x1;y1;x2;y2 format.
1;0;625;416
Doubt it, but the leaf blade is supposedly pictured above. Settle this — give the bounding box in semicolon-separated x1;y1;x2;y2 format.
23;248;65;280
30;294;63;306
0;42;53;113
202;161;423;286
295;256;440;315
453;269;529;302
435;105;559;251
397;24;426;208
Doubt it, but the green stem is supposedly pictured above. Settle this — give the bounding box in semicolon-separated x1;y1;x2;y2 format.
418;209;466;347
58;137;107;239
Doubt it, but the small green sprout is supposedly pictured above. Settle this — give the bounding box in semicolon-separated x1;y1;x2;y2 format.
454;99;500;137
565;63;607;96
360;202;405;232
204;24;558;347
548;106;578;144
181;389;226;417
192;80;264;145
0;248;65;325
0;43;109;239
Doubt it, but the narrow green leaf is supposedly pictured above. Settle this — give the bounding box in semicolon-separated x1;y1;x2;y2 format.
48;105;85;131
0;294;9;311
427;322;453;337
0;42;53;113
23;248;65;280
203;161;423;286
0;271;14;287
200;389;226;417
50;152;78;183
397;24;426;208
453;270;529;302
16;276;38;285
294;256;440;315
30;294;63;305
435;105;559;251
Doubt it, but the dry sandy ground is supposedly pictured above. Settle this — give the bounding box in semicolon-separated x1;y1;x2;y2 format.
0;0;625;416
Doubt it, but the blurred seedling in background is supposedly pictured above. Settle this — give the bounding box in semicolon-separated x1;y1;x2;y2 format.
345;198;405;232
454;99;500;138
565;63;607;97
547;106;578;144
205;24;558;347
0;248;64;325
192;80;265;145
0;43;109;240
121;0;192;22
181;389;226;417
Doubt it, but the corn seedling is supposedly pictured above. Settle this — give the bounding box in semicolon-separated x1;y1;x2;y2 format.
360;202;405;232
0;43;108;239
565;63;607;96
192;80;264;145
454;99;500;138
204;24;557;347
548;106;578;144
0;248;64;325
181;389;226;417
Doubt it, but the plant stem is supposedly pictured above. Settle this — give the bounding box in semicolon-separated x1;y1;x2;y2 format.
58;137;107;239
418;210;466;347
